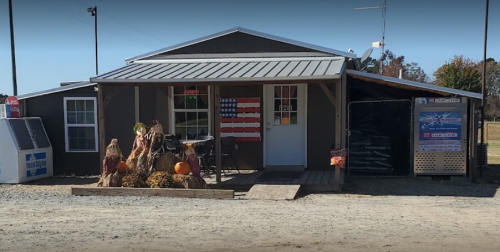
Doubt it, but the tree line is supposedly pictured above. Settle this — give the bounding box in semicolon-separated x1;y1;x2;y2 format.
361;50;499;120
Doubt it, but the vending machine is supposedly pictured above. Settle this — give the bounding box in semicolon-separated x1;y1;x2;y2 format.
413;97;468;176
0;117;53;183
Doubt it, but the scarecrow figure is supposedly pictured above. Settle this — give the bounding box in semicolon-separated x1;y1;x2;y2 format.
97;139;124;187
145;119;165;175
126;122;148;171
183;143;208;188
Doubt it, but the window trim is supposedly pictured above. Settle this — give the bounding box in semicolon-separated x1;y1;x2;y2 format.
169;86;211;140
63;97;99;153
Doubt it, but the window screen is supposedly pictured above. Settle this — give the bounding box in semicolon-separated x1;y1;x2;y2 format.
9;119;35;150
27;119;51;148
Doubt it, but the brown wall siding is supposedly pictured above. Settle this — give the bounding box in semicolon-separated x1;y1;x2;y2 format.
22;86;100;175
307;84;336;170
160;32;316;56
138;86;169;130
221;85;263;170
103;86;136;161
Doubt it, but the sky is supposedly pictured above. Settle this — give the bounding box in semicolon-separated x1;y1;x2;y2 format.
0;0;499;96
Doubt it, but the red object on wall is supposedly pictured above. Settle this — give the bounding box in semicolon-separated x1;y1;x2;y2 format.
5;96;20;118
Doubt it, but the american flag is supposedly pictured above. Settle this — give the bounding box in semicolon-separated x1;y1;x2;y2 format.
220;98;261;142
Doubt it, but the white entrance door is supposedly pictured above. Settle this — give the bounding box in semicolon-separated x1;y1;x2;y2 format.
264;84;307;167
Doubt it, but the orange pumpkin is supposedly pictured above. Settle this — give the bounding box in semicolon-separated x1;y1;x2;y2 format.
174;161;191;175
118;161;128;174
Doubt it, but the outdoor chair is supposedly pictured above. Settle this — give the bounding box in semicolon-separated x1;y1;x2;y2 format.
221;136;240;174
197;139;214;176
201;136;239;175
164;134;182;154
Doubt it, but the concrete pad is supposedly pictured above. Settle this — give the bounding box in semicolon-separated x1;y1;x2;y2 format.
245;184;301;200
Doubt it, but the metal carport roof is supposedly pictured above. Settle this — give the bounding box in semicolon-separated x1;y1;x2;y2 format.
347;70;482;100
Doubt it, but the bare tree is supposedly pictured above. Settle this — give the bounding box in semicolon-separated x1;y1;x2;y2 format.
364;50;429;82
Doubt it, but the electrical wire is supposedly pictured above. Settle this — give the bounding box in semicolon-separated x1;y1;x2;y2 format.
30;0;160;50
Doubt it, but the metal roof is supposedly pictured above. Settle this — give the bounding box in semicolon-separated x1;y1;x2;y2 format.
17;81;96;100
125;27;357;63
91;57;345;84
347;70;482;100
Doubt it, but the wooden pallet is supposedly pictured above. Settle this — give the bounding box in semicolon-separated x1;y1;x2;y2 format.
71;187;234;199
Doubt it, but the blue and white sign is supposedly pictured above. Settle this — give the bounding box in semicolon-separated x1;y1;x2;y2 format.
26;152;47;177
419;111;462;152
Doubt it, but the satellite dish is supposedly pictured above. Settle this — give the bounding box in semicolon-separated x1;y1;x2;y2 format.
360;48;373;64
359;48;373;71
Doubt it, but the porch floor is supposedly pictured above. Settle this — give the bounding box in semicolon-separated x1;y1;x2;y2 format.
204;169;344;192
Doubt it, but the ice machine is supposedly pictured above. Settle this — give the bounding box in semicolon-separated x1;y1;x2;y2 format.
0;117;53;183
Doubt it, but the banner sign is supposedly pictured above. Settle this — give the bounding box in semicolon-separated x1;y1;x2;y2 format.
26;152;47;177
417;97;461;104
418;111;462;152
5;96;20;118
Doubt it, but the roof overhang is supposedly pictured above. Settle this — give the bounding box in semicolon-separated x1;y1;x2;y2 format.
126;27;357;63
17;81;96;100
91;57;345;85
347;70;482;100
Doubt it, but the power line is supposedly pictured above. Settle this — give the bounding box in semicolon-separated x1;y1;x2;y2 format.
30;0;160;50
70;0;167;47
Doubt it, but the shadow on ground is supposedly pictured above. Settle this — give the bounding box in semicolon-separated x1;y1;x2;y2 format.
23;176;99;186
335;166;500;198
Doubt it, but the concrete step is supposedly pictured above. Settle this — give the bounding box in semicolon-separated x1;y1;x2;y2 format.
245;184;301;200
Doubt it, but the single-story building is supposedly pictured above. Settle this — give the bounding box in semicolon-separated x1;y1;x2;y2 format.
17;81;98;175
16;27;482;185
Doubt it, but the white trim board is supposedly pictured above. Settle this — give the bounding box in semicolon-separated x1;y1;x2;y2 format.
63;97;99;153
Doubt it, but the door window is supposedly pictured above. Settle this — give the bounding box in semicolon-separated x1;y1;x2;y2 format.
273;85;298;125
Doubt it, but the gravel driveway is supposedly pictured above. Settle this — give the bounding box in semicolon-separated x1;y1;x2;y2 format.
1;176;500;252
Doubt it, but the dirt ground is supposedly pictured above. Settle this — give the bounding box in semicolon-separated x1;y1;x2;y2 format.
2;169;500;252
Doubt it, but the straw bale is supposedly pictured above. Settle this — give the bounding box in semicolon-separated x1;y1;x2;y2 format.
155;153;179;174
146;171;174;188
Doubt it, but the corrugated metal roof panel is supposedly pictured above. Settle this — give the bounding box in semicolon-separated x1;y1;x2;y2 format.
17;81;96;100
347;70;482;100
91;57;345;84
230;62;258;78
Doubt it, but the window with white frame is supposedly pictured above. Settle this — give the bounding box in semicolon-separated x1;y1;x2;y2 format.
63;97;98;152
171;86;210;140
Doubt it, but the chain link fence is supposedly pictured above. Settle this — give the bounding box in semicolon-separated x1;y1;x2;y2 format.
348;100;412;176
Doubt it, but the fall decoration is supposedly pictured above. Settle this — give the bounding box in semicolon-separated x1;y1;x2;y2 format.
171;174;203;189
118;161;128;174
155;153;180;174
121;173;148;188
174;161;191;175
146;171;174;188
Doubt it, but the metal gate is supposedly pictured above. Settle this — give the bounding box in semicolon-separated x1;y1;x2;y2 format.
348;100;412;176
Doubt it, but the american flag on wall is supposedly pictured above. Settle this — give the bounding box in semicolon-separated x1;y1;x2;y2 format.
220;98;261;142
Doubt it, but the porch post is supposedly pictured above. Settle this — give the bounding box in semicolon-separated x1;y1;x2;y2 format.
97;83;106;174
214;85;222;183
469;99;478;183
134;86;139;122
334;80;341;183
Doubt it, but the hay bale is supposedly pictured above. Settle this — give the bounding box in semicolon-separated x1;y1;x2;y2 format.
183;175;202;189
121;173;148;188
146;171;174;188
171;174;202;189
155;153;179;173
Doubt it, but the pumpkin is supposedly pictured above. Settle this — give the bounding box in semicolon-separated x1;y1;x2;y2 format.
174;161;191;175
118;161;128;174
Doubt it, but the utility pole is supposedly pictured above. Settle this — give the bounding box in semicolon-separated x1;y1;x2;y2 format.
480;0;489;178
88;6;98;75
355;0;387;74
9;0;18;95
